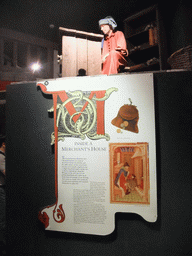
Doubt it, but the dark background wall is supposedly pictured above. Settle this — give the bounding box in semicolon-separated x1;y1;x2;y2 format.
6;71;192;256
1;0;192;56
162;0;192;55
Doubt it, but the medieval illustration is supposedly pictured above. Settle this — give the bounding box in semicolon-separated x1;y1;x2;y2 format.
110;143;150;204
47;87;118;144
111;99;139;133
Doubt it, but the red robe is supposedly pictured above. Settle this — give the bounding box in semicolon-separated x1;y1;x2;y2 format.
102;31;128;75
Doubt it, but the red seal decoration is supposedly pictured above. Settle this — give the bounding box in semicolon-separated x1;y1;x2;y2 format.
53;204;65;223
38;211;49;229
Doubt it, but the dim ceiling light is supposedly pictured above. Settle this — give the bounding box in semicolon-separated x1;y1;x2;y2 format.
31;62;41;72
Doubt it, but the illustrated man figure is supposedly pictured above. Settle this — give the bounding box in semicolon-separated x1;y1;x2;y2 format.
99;16;128;75
114;162;129;196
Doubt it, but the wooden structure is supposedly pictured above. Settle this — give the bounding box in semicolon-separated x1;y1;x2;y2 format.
0;28;56;81
124;5;168;72
59;27;103;77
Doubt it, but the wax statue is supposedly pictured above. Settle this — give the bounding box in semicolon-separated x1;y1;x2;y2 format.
99;16;128;75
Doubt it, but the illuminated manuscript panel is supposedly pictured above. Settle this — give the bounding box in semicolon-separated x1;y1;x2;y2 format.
37;73;157;235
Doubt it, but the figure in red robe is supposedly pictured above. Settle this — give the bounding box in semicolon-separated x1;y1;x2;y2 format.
99;16;128;75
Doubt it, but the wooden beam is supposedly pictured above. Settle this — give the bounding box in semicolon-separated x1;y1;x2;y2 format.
59;27;103;39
